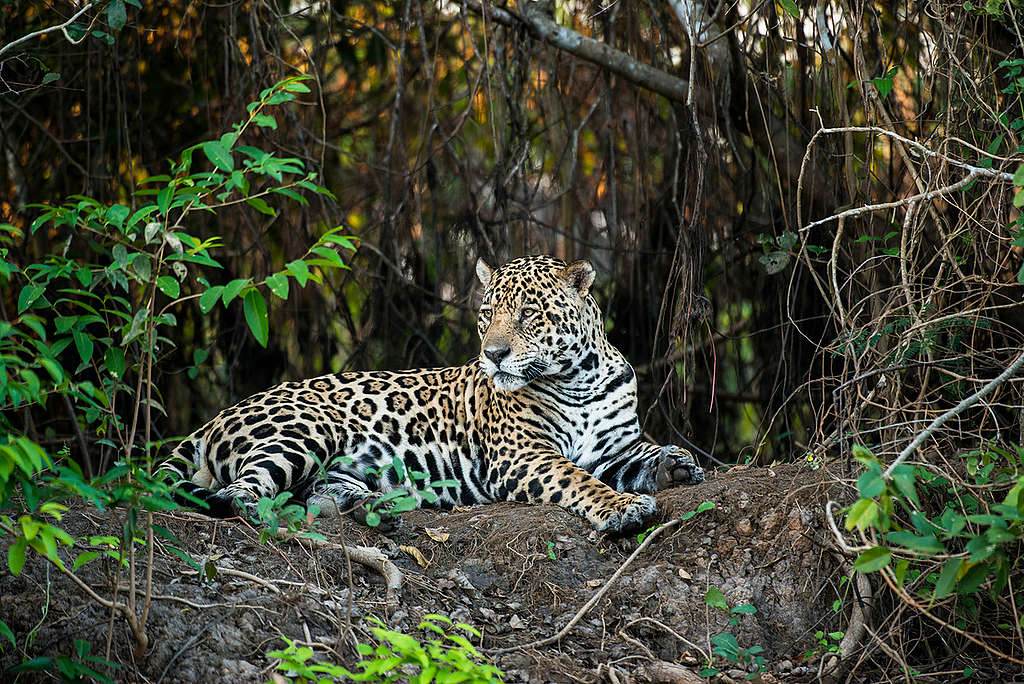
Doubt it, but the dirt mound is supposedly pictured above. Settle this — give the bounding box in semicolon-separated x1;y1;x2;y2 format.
0;464;848;682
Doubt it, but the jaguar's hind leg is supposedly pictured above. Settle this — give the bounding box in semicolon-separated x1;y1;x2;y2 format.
207;448;310;521
306;473;403;534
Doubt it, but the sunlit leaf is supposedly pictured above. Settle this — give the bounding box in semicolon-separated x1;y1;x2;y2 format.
156;275;180;298
202;141;234;173
853;546;891;573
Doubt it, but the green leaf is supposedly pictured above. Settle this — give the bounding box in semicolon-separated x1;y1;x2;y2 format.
851;444;875;464
778;0;799;18
265;273;289;299
730;603;757;614
199;285;224;313
243;289;269;347
853;546;891;573
72;328;94;365
104;347;125;377
889;464;920;508
107;204;129;228
857;467;886;498
758;251;789;274
957;563;989;595
705;586;728;611
319;233;358;251
106;0;126;30
253;113;277;129
885;531;945;554
0;619;14;649
286;259;310;286
8;536;27;575
156;275;180;298
934;558;961;600
246;197;276;216
1013;163;1024;187
41;72;60;85
846;498;879;531
73;551;100;571
202;141;234;172
221;278;251;306
157;186;173;216
38;357;63;383
17;284;46;314
282;80;311;93
311;245;345;268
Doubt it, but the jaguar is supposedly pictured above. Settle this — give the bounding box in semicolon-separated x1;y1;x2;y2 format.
160;255;705;532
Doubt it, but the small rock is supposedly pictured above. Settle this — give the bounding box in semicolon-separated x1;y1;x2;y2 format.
736;518;753;536
509;614;527;630
776;659;793;673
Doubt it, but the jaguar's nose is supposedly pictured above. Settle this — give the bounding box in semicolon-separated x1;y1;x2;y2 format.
484;345;511;365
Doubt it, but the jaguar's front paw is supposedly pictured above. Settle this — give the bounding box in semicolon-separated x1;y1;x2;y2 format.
350;504;404;536
597;494;658;535
656;446;705;490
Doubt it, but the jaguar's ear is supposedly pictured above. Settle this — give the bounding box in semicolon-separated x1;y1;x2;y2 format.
561;260;595;297
476;258;493;287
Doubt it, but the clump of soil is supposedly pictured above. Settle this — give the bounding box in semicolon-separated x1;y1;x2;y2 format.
0;464;848;682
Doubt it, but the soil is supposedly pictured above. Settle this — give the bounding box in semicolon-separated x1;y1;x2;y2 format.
0;464;851;683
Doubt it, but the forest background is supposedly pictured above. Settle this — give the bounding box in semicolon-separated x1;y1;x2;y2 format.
2;0;1024;681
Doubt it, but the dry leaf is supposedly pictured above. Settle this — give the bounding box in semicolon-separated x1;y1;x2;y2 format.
677;568;692;580
425;527;450;543
400;545;429;568
586;579;603;588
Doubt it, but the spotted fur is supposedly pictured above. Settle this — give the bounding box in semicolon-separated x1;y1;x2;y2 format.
160;255;705;533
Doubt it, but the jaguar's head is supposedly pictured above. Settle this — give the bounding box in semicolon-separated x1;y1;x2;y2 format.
475;255;599;392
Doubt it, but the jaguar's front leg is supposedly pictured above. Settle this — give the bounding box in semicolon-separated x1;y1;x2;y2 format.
494;449;659;533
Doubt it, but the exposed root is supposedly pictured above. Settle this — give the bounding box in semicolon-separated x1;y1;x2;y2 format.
820;568;873;678
277;528;404;601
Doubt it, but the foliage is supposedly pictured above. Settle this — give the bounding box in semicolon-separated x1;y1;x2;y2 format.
804;630;844;660
845;443;1023;605
268;615;503;684
0;75;354;672
700;589;765;679
363;456;459;528
6;638;118;684
252;491;327;545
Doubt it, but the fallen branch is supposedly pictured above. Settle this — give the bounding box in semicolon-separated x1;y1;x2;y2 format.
279;529;404;600
490;518;681;654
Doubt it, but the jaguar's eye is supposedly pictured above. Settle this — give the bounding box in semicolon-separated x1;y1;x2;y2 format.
521;307;537;319
479;307;492;322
